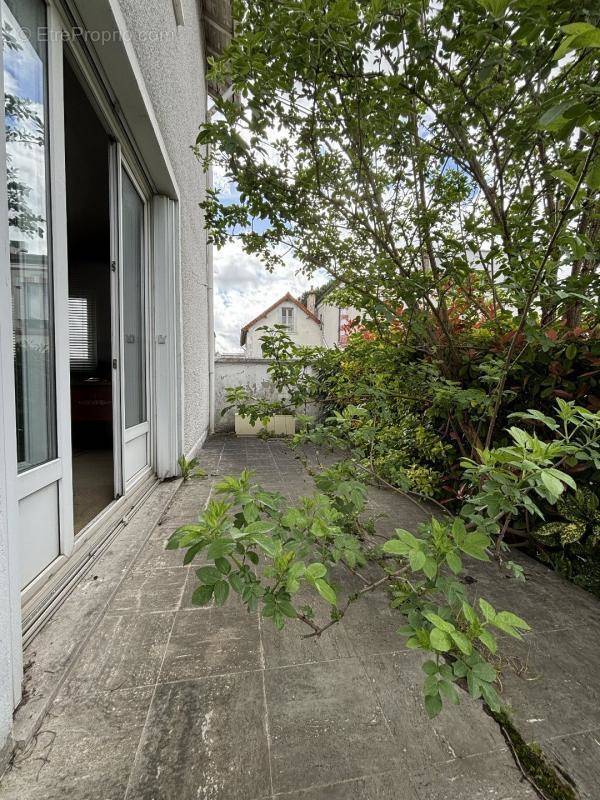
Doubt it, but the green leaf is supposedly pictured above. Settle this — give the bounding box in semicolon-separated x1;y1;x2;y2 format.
438;679;460;705
493;610;531;635
213;579;230;606
191;584;214;606
459;532;490;561
471;661;497;683
252;534;280;557
562;22;597;35
196;565;222;585
422;558;438;580
481;682;501;712
279;600;297;619
424;691;442;718
314;578;337;605
479;598;496;622
540;470;565;498
462;602;478;625
383;539;410;556
430;628;452;652
546;469;576;491
183;541;205;565
586;161;600;191
453;660;468;678
550;169;578;191
570;28;600;49
422;660;438;676
538;100;578;128
478;630;498;654
215;557;231;574
476;0;510;18
424;612;455;633
207;539;233;559
450;630;472;656
244;520;277;535
167;525;202;549
229;572;244;593
446;551;462;574
409;549;427;571
305;562;327;580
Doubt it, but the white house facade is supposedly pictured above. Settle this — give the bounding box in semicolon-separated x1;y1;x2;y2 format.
316;299;360;348
240;292;323;357
0;0;229;762
239;290;361;359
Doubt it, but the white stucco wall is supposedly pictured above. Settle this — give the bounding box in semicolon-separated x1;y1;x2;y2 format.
214;356;319;432
318;302;341;348
117;0;211;454
244;302;323;357
215;357;279;432
317;302;360;347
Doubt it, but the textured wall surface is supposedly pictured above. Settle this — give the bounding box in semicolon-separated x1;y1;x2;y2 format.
214;357;319;432
318;302;340;348
117;0;211;452
214;357;277;431
244;303;323;358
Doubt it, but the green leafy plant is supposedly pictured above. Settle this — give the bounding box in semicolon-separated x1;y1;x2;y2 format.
177;455;207;481
168;460;534;719
534;488;600;547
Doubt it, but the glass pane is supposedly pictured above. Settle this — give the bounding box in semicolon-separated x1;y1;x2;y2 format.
121;167;146;428
3;0;57;471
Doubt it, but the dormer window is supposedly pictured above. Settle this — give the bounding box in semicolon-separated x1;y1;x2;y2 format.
281;306;294;330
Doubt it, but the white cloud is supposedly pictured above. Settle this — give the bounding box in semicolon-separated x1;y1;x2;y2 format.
214;238;328;353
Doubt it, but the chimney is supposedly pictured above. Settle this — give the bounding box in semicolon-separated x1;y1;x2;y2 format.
306;289;316;314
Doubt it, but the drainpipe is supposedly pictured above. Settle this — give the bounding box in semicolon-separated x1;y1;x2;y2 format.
206;157;215;434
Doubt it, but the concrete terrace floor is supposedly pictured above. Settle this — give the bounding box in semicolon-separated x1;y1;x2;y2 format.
1;435;600;800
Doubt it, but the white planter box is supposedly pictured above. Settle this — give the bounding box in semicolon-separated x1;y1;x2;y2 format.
235;414;296;436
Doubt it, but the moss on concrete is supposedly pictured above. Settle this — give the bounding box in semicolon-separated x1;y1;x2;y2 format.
492;710;578;800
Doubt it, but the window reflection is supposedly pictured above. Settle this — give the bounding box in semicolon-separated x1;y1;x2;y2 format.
3;0;56;471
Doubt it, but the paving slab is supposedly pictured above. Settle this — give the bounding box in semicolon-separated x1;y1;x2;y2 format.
125;674;271;800
0;687;153;800
106;566;188;613
275;770;421;799
411;749;538;799
58;611;175;696
264;658;403;795
542;731;600;800
159;606;262;682
495;622;600;742
361;650;506;764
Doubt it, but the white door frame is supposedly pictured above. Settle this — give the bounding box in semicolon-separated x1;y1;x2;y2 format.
152;195;182;477
114;154;153;490
109;141;124;498
0;0;24;708
8;2;74;603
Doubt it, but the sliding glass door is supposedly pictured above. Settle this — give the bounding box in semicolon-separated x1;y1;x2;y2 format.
110;146;150;490
2;0;67;588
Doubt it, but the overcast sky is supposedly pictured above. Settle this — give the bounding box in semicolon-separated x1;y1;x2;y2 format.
212;168;327;353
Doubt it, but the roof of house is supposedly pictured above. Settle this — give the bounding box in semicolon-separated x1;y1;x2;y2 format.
240;292;321;346
202;1;233;99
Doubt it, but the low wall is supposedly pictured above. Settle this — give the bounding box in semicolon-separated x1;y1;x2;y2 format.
214;356;319;432
214;357;282;432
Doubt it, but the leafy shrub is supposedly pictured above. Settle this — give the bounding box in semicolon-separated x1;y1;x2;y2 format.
169;467;529;718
